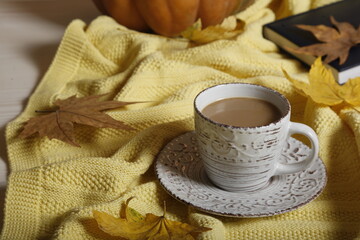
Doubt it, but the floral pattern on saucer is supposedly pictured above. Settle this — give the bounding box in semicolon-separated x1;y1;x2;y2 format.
155;131;327;217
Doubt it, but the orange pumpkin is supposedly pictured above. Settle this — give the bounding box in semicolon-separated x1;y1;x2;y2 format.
92;0;254;37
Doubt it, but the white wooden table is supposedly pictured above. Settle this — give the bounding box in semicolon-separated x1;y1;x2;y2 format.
0;0;100;230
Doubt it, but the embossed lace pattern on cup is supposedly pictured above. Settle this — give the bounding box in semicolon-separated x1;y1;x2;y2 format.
195;114;287;192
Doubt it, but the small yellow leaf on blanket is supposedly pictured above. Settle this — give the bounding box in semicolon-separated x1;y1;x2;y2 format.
181;16;245;44
93;197;212;240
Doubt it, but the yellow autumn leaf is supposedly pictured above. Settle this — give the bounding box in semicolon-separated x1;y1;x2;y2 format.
283;57;360;108
93;197;211;240
337;76;360;106
180;16;244;44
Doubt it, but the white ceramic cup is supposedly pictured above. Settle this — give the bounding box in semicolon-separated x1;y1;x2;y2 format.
194;83;319;192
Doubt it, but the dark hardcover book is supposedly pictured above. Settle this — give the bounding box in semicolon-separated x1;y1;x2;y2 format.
263;0;360;84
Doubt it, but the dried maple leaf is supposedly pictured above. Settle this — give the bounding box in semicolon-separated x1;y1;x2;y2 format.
93;197;212;240
283;57;360;112
181;16;244;44
19;94;137;147
288;16;360;64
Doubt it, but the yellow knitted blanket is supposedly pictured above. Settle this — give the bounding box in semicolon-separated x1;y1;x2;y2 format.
2;0;360;239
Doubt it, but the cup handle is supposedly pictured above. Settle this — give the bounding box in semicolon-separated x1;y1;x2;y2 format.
274;122;319;175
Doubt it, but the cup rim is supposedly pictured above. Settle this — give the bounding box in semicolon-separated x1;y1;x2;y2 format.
194;83;290;130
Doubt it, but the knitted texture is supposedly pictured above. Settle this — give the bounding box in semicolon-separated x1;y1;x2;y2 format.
2;0;360;239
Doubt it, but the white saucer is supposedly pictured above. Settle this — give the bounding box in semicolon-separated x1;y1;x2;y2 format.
155;131;327;218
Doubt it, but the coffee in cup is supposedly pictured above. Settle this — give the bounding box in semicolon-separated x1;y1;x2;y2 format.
201;97;282;127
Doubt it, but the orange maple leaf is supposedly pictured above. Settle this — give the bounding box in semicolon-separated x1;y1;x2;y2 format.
19;94;137;147
288;16;360;64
